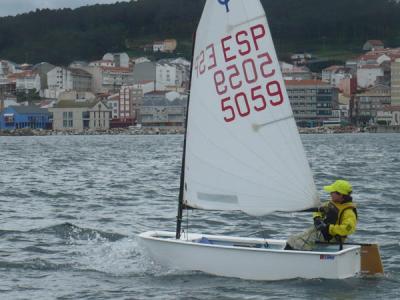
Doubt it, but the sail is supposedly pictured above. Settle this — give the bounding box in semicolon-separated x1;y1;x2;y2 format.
183;0;319;215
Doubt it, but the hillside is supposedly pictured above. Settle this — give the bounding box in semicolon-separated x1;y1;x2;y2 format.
0;0;399;65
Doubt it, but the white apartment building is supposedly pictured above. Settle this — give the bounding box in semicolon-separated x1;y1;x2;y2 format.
15;71;41;92
46;67;92;98
156;61;189;91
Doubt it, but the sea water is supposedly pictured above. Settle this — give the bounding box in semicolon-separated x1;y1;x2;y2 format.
0;134;399;300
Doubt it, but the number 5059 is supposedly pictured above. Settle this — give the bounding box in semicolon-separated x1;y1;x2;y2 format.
221;81;284;123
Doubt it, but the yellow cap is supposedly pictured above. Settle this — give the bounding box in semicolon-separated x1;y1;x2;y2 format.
323;180;352;195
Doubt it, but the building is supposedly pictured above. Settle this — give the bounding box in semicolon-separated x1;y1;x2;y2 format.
164;39;177;52
153;41;165;52
49;100;111;131
376;105;400;126
100;66;134;92
285;80;339;127
140;91;187;127
363;40;384;51
281;62;313;80
338;78;357;97
46;67;92;98
15;71;41;93
32;62;55;94
89;60;115;67
106;94;119;120
322;66;354;89
103;52;130;68
156;59;190;91
0;60;18;85
353;84;391;125
133;62;156;85
58;91;96;102
357;65;384;89
0;105;51;130
290;53;312;65
391;59;400;105
110;85;143;127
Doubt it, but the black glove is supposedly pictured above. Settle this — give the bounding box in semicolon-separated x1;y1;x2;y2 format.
314;217;323;228
314;217;331;241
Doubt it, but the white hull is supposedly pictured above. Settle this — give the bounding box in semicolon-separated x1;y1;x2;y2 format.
138;231;361;281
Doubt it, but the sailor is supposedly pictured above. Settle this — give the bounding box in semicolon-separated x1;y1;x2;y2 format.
285;180;357;251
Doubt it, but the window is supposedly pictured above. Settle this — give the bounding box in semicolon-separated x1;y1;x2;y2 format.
63;111;73;128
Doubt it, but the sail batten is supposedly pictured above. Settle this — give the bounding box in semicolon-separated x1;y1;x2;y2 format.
183;0;319;215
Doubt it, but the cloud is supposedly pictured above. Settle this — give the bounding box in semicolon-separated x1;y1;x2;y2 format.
0;0;131;17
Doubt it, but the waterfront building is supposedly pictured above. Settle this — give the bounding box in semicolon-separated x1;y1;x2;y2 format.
376;105;400;126
0;105;51;130
140;91;187;127
285;80;339;127
49;100;111;131
353;84;391;125
109;85;143;127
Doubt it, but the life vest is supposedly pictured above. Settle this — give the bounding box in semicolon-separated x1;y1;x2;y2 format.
320;201;357;241
323;201;358;226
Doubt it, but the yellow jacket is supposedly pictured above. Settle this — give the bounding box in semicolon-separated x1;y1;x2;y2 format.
313;201;357;238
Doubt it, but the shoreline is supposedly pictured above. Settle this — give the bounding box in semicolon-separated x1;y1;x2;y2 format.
0;127;185;136
1;126;400;136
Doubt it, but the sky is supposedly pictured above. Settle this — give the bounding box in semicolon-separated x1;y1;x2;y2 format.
0;0;131;17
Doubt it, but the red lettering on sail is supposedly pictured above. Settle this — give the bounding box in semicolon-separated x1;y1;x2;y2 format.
236;31;251;56
250;24;266;51
206;44;217;70
221;35;236;62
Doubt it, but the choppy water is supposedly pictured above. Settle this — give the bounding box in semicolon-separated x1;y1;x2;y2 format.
0;133;399;300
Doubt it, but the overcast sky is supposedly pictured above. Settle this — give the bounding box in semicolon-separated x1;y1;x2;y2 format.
0;0;131;17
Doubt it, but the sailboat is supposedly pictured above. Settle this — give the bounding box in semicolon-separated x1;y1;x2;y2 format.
139;0;383;280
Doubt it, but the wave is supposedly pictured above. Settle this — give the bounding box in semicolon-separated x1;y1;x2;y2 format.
29;222;126;242
0;258;73;271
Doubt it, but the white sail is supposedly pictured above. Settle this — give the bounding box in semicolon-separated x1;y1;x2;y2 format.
184;0;319;215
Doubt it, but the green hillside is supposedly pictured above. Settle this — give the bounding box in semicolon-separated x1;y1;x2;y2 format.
0;0;399;65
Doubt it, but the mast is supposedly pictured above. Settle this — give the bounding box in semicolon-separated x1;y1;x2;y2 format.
176;31;197;239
